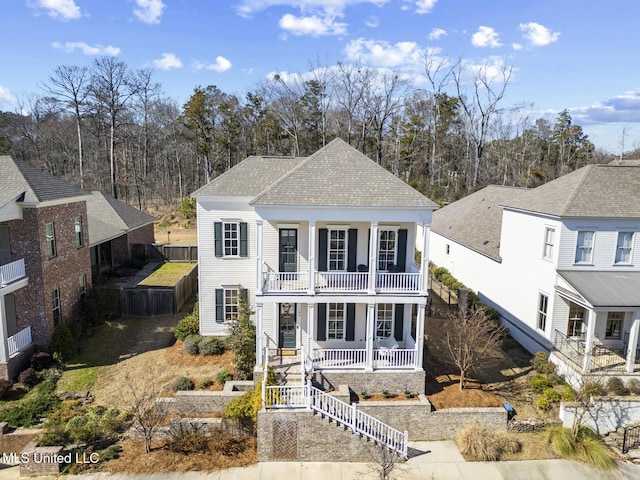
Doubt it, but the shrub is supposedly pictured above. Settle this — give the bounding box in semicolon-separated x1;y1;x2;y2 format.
167;423;208;454
455;423;501;461
494;433;521;455
530;352;557;375
536;396;552;411
179;198;197;220
545;425;576;457
174;306;200;341
172;376;194;392
183;334;202;355
30;351;55;371
223;388;262;435
198;336;225;356
0;381;60;428
198;379;212;389
606;377;629;396
576;436;616;471
530;374;551;393
582;380;605;398
562;384;576;402
0;379;12;399
18;368;38;387
627;378;640;395
543;387;561;403
545;426;615;471
38;424;71;446
98;444;123;462
50;323;75;361
216;368;232;385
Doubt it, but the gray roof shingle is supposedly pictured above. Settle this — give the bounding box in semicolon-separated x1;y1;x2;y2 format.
431;185;527;261
502;164;640;217
0;156;89;205
558;270;640;307
251;138;437;208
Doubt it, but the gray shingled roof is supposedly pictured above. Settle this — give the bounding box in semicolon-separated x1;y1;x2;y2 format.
85;192;156;246
251;138;437;208
431;186;528;262
558;271;640;308
502;164;640;217
190;155;306;198
0;156;89;205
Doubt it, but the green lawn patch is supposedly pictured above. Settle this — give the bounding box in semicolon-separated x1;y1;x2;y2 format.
138;263;195;287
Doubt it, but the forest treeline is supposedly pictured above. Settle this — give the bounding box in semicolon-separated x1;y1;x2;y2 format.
0;56;619;210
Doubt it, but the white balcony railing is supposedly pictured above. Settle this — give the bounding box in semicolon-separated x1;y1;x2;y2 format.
315;272;368;291
376;272;421;291
313;348;367;368
0;259;26;287
261;272;308;292
373;348;415;369
8;326;32;357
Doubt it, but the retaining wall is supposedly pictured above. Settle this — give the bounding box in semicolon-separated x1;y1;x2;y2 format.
156;380;254;415
560;397;640;435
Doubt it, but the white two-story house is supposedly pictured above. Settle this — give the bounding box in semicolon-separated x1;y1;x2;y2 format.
192;139;437;392
429;164;640;384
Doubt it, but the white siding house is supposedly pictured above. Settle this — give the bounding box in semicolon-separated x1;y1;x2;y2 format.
429;165;640;384
192;139;438;388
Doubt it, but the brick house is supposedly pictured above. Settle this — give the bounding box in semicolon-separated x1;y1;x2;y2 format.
0;157;155;379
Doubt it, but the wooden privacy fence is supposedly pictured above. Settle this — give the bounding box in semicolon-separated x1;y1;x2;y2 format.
132;243;198;263
98;264;198;317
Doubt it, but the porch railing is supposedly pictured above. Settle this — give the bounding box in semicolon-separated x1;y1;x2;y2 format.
313;349;367;368
264;384;309;408
7;326;32;357
261;272;308;292
376;272;421;292
553;330;584;367
315;272;368;291
0;259;26;287
373;349;415;369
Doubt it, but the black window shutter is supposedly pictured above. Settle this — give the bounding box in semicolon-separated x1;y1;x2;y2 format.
318;229;328;272
346;303;356;341
347;229;357;272
239;223;248;257
214;222;223;257
394;304;404;341
317;303;327;341
215;288;224;323
397;229;408;272
240;287;248;302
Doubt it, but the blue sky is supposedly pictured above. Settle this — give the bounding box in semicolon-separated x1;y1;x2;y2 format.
2;0;640;153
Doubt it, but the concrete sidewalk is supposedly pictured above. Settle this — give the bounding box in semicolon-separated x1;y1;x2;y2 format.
0;441;638;479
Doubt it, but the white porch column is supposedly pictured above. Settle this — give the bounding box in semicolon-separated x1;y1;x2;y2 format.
415;304;425;371
420;223;430;294
368;223;378;294
308;222;316;294
256;220;263;294
365;303;375;370
625;312;640;373
307;304;315;368
255;303;263;368
0;297;8;362
582;309;597;373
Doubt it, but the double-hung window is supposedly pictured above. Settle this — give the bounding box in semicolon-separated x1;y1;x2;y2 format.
542;227;555;260
575;231;594;263
79;274;87;297
75;216;83;247
537;293;548;331
605;312;623;338
45;222;56;258
328;229;347;271
52;289;61;326
567;305;585;337
214;222;248;258
376;303;394;338
224;288;239;322
378;230;397;271
224;223;239;256
327;303;345;340
615;232;634;264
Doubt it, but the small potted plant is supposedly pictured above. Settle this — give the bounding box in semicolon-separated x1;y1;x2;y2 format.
361;386;370;399
382;385;391;398
404;383;412;398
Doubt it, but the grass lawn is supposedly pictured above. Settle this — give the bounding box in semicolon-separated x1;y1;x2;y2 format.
57;318;144;393
138;262;195;287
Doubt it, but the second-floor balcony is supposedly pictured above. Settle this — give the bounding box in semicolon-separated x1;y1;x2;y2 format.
260;268;423;294
0;259;26;288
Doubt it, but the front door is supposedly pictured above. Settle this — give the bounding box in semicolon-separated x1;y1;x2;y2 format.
279;229;297;273
279;303;297;349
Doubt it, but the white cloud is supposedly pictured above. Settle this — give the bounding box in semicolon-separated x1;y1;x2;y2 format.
0;86;17;107
365;16;379;28
402;0;437;14
459;56;514;86
518;22;560;47
152;53;182;70
133;0;165;24
28;0;81;21
51;41;120;56
279;13;347;36
471;26;502;48
195;56;233;72
428;27;446;40
236;1;389;18
512;43;523;51
344;38;422;68
572;90;640;125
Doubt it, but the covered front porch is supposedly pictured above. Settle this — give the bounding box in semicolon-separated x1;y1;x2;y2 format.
256;298;426;373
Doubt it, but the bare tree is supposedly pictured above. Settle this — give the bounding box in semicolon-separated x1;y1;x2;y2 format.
445;305;505;389
333;62;371;149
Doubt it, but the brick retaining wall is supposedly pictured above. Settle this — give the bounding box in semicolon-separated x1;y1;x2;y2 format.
309;370;426;395
155;380;254;415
